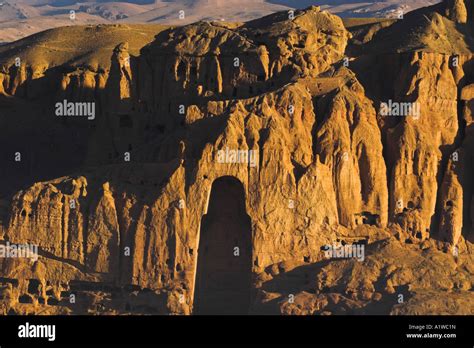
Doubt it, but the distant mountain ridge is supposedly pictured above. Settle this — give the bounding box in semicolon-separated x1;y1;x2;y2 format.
0;0;441;43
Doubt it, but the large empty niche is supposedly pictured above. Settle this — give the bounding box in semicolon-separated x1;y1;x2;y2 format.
193;176;252;315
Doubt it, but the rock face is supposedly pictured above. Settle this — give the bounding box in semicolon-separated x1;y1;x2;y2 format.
0;3;473;315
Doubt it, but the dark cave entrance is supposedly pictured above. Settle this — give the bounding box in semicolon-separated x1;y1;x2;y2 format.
193;176;252;315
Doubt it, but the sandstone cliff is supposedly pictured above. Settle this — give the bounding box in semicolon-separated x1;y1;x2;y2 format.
0;3;472;315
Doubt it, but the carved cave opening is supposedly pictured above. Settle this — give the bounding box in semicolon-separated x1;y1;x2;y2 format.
193;176;252;315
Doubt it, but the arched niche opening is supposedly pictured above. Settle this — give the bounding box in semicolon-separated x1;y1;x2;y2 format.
193;176;252;315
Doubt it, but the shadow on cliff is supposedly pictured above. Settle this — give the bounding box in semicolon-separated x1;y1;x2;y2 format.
62;281;169;314
182;107;232;189
0;63;104;199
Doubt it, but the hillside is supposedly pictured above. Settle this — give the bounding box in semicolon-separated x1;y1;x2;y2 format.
0;24;166;70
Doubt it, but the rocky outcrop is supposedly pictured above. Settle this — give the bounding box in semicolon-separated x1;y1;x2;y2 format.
256;238;473;315
387;52;460;242
438;82;474;246
445;0;469;23
314;68;388;228
0;3;473;315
